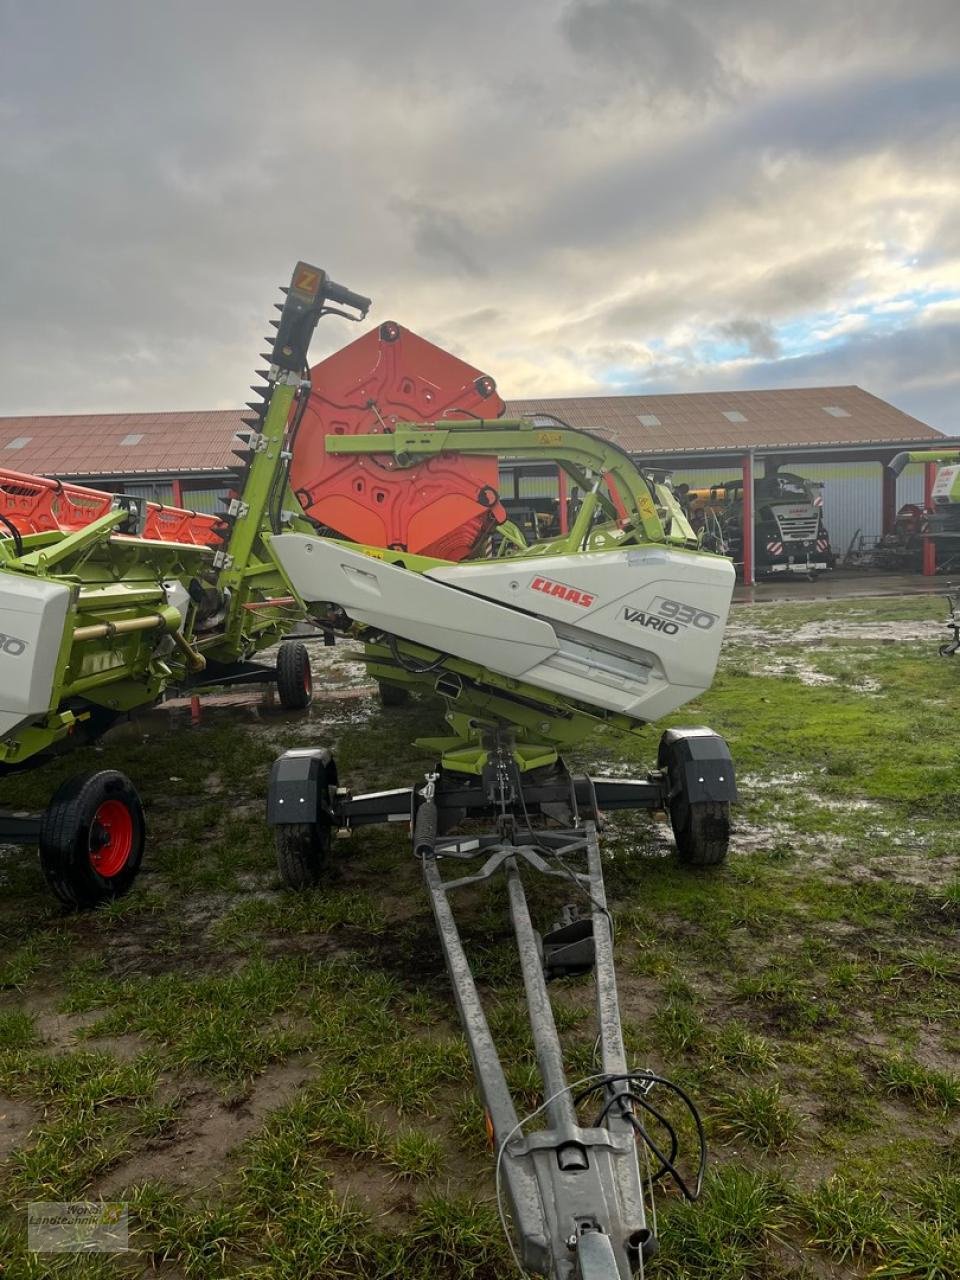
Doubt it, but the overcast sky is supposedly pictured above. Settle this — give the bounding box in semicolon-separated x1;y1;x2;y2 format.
2;1;959;429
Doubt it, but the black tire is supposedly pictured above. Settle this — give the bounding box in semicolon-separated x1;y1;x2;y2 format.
671;799;730;867
39;770;145;908
277;641;313;710
275;822;331;889
377;680;409;707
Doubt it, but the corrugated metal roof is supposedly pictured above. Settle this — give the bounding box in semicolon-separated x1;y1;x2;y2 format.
504;385;943;453
0;410;246;477
0;385;943;479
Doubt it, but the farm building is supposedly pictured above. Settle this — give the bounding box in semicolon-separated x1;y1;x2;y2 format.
1;385;957;581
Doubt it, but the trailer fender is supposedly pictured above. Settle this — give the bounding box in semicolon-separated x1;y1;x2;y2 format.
657;726;738;804
266;748;337;825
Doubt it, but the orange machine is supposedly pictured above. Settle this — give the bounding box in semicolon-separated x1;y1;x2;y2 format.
0;467;227;546
289;322;506;561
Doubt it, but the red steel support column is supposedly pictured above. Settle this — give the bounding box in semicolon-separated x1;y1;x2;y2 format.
603;471;629;523
881;463;897;535
741;453;755;585
557;465;568;535
171;478;184;508
923;461;937;576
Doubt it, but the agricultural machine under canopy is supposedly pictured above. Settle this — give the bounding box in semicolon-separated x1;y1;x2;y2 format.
890;448;960;653
3;260;740;1278
682;463;834;578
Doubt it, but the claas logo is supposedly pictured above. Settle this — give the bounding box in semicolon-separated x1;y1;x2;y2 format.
531;576;595;608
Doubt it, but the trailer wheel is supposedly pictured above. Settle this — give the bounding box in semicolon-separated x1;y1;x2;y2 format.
39;770;145;908
670;799;730;867
277;642;313;710
377;680;409;707
275;822;330;889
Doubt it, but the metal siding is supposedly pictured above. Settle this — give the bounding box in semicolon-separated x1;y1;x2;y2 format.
122;482;174;505
121;482;231;514
182;487;231;514
517;475;559;500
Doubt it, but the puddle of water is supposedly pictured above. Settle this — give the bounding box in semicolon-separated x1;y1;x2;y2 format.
739;771;811;791
587;761;649;779
726;618;937;646
724;650;882;692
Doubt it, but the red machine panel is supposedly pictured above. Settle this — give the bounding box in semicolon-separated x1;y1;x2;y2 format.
0;467;226;547
290;321;506;561
0;469;113;534
142;504;226;547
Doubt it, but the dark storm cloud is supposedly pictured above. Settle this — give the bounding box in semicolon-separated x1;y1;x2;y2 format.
715;319;780;360
397;203;487;278
593;246;871;344
631;314;960;432
513;65;960;258
0;0;958;415
739;251;874;316
561;0;737;102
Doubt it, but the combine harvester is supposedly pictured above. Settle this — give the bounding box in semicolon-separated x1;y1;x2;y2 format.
266;285;739;1277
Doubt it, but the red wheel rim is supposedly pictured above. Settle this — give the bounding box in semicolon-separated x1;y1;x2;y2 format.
303;664;313;696
89;799;134;877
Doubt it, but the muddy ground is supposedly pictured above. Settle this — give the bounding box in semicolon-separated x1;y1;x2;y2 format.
0;594;957;1278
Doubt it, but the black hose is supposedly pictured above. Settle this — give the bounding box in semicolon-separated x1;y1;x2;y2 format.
387;633;447;674
574;1071;707;1202
0;513;24;558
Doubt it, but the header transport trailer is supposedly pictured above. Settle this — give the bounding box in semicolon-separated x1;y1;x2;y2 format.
5;258;739;1277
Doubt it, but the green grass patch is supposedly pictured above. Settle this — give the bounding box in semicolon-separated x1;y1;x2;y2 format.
712;1082;801;1151
2;597;959;1276
876;1054;960;1112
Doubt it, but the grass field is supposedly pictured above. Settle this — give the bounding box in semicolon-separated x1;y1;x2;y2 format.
1;594;958;1278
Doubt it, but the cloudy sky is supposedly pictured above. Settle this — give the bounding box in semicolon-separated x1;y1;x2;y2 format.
2;1;960;429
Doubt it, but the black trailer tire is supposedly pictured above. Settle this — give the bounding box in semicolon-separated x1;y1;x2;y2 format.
377;680;409;708
275;822;330;889
277;642;313;710
39;770;145;909
671;799;730;867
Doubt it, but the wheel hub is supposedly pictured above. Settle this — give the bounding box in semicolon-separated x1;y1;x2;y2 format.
88;799;133;878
